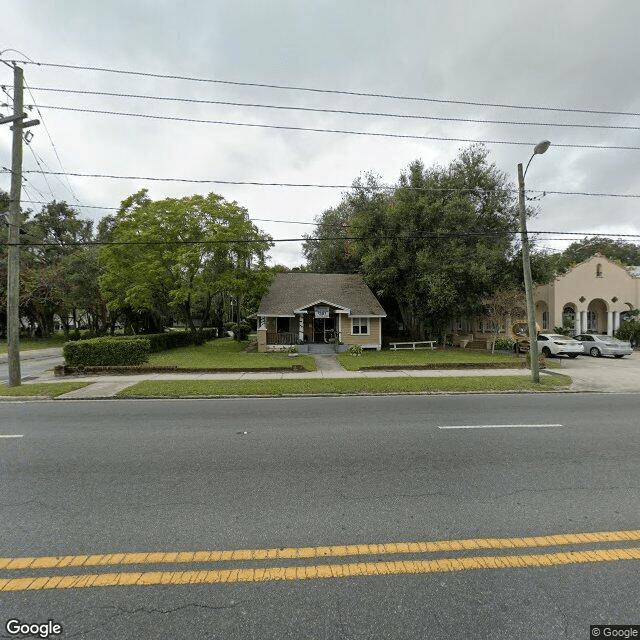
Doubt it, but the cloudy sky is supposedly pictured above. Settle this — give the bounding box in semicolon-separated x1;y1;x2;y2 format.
2;0;639;266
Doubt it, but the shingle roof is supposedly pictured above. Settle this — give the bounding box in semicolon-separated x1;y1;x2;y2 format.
258;273;386;316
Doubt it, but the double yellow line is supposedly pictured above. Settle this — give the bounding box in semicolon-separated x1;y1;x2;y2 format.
2;529;640;592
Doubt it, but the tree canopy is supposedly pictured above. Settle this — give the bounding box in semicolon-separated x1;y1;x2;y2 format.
303;146;525;339
99;190;273;333
553;237;640;272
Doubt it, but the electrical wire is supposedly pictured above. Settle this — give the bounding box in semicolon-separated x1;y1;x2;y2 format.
7;229;640;249
26;86;640;132
32;105;640;151
18;171;640;198
15;59;640;118
23;77;81;205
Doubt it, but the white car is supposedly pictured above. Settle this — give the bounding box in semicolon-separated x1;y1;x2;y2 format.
574;334;634;358
537;334;584;358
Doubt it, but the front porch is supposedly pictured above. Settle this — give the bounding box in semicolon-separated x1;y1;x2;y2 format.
258;305;348;353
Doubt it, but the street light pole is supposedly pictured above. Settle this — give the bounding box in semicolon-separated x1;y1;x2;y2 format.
517;140;550;384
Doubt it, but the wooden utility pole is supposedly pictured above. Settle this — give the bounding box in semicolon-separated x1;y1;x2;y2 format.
6;64;24;386
3;64;38;386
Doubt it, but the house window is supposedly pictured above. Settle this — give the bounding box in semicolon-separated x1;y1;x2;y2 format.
351;317;370;335
596;263;603;277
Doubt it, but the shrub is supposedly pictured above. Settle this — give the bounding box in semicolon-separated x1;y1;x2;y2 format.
286;345;298;354
492;337;515;351
232;322;251;341
66;329;93;341
347;344;363;357
615;320;640;348
63;337;150;367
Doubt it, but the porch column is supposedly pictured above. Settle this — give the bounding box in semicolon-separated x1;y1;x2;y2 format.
613;311;620;332
257;316;267;353
607;311;614;335
298;314;304;342
579;310;586;334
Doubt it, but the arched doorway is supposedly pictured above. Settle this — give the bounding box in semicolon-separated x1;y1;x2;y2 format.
562;304;577;335
587;298;608;334
536;301;549;331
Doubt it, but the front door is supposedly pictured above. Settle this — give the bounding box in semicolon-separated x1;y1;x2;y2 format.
313;317;336;343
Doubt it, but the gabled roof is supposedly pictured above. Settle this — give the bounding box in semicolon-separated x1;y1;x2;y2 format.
258;273;386;317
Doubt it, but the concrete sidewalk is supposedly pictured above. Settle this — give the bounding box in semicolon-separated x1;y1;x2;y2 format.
2;351;541;400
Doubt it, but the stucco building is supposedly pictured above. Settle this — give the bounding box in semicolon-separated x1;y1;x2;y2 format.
535;254;640;336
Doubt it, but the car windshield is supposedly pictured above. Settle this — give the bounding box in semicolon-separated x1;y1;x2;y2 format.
546;335;573;340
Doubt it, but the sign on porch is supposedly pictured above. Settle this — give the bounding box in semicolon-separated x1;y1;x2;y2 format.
314;306;330;318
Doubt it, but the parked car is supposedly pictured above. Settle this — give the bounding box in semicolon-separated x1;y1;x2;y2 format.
537;334;584;358
574;334;634;358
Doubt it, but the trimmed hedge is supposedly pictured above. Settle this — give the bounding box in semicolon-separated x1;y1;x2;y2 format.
63;337;150;367
66;328;218;351
142;329;215;353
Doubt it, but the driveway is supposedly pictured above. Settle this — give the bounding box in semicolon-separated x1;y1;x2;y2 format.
555;351;640;392
0;348;64;383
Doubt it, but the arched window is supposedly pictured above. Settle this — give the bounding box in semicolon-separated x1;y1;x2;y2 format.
596;263;603;277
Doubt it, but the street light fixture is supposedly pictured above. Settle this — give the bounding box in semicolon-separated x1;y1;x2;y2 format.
518;140;550;384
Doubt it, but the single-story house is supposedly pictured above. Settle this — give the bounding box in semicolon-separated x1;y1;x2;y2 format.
256;273;386;352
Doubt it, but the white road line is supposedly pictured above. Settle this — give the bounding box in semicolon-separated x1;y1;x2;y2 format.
438;424;562;429
0;435;24;439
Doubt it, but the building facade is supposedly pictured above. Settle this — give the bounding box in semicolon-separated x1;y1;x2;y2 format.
535;255;640;335
256;273;386;352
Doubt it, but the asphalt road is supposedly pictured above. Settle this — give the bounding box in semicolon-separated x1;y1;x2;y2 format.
1;394;639;639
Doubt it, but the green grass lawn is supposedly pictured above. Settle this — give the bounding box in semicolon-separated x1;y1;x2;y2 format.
118;374;571;398
147;337;316;371
0;334;68;353
0;382;91;397
337;348;521;371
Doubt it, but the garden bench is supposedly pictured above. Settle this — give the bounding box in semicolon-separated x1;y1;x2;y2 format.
389;341;436;350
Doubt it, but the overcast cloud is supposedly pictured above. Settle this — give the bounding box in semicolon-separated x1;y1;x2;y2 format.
2;0;640;266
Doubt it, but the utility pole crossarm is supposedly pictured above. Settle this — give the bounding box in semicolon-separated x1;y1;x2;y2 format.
0;112;27;126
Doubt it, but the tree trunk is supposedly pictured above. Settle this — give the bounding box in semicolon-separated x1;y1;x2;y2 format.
397;298;421;341
182;298;197;334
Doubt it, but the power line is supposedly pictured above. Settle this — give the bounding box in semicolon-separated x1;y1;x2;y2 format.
16;59;640;118
25;146;55;199
23;77;81;205
32;105;640;151
15;200;640;241
18;170;640;198
20;200;321;225
27;86;640;132
9;230;640;249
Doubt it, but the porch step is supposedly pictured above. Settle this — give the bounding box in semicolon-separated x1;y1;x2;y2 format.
304;343;336;354
465;340;490;351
